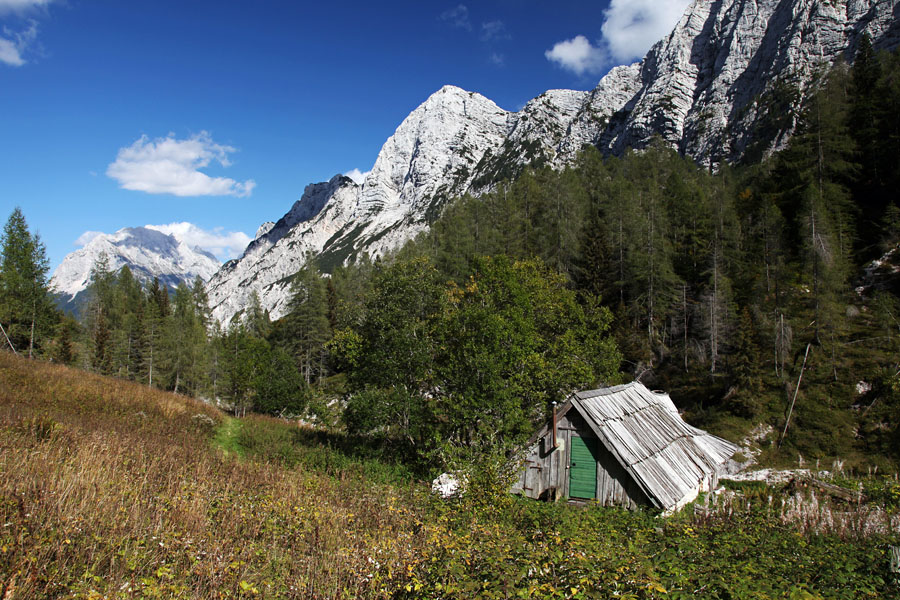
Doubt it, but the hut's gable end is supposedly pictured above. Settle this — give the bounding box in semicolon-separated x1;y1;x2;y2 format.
511;404;652;508
514;382;738;512
512;406;579;501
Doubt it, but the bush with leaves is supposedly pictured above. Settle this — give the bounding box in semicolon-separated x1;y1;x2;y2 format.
334;255;621;464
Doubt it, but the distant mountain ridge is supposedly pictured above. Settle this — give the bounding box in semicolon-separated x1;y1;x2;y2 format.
51;226;220;311
198;0;898;324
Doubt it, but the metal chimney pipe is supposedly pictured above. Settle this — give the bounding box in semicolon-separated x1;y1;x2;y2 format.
551;401;558;449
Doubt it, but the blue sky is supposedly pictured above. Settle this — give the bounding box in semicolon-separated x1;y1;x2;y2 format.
0;0;690;272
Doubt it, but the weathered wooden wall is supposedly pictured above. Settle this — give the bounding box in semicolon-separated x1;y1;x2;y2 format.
512;407;650;509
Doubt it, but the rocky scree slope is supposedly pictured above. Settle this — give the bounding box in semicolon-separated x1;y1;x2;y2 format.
206;0;899;325
51;227;220;311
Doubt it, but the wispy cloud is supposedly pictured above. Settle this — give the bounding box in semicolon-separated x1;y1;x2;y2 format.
441;7;510;67
0;0;52;16
480;20;509;43
0;0;53;67
545;0;690;76
0;19;36;66
74;230;103;247
344;168;370;185
106;131;256;198
146;222;251;260
440;4;471;31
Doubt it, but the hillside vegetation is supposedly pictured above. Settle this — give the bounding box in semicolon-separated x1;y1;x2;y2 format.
0;352;419;598
2;353;899;599
3;43;899;477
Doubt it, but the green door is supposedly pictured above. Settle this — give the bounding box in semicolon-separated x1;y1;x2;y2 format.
569;436;598;499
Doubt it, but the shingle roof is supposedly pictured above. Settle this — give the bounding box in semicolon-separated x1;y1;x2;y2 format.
571;382;738;510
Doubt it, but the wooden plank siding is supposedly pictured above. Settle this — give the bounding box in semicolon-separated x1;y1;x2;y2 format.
511;382;737;512
512;406;651;509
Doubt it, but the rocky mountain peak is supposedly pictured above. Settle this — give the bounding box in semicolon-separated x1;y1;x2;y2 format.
51;226;221;312
601;0;900;165
205;0;899;325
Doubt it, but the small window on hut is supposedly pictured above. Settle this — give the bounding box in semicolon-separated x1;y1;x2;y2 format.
540;435;556;457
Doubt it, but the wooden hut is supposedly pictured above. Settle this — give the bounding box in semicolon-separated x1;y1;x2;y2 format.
511;382;738;512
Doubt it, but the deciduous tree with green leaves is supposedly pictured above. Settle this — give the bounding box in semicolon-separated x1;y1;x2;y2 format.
334;255;621;462
437;256;620;448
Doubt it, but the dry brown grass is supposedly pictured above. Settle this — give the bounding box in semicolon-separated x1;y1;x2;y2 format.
0;353;422;599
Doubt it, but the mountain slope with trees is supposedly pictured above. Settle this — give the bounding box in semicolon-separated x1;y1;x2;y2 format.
5;39;900;475
205;0;899;326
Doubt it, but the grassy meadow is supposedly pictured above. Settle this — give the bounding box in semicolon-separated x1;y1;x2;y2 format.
2;352;899;599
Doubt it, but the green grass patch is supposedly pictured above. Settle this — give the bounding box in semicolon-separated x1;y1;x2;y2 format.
231;414;419;486
212;416;246;458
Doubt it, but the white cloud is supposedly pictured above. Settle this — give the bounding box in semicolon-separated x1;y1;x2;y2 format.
489;52;504;67
106;131;256;198
0;0;52;16
0;20;36;67
74;231;102;247
545;0;690;75
601;0;691;64
0;35;22;65
545;35;604;76
440;4;471;31
344;168;370;185
146;222;251;261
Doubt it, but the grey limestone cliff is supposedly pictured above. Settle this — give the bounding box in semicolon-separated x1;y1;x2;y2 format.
206;0;899;325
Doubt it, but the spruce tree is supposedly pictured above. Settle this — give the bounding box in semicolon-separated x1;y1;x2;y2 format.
283;263;331;384
774;66;857;347
144;278;168;388
849;33;884;228
51;315;78;366
0;207;54;357
86;253;115;373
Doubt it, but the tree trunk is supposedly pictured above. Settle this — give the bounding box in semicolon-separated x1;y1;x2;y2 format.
28;303;35;359
683;284;689;372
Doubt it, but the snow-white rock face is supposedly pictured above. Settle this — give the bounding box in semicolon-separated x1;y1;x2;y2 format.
51;227;220;310
207;81;643;324
207;0;899;324
255;222;276;239
601;0;900;165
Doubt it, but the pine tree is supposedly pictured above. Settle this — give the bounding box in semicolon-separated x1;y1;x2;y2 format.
701;173;738;374
144;278;168;388
727;307;764;417
245;290;271;339
218;324;255;416
623;146;680;348
168;282;209;396
113;265;141;377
